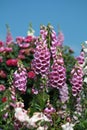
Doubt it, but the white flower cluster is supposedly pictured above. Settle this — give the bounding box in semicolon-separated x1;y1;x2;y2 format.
15;107;29;122
14;102;50;129
61;122;74;130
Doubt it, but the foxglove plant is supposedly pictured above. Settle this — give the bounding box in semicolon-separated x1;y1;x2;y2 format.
70;63;83;97
59;83;69;104
51;29;64;59
73;47;87;129
32;39;50;77
76;51;84;66
40;25;48;41
27;23;35;37
57;31;64;46
13;61;27;93
70;52;84;120
51;30;64;47
6;24;13;46
44;99;56;119
49;51;66;87
49;50;69;110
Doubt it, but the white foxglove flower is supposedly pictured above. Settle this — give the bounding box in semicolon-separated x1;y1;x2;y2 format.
27;29;35;36
83;48;87;53
61;122;74;130
83;66;87;75
84;77;87;83
27;112;50;128
37;126;48;130
85;41;87;44
15;107;29;122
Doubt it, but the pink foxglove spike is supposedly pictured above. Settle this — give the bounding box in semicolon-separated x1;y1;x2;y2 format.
13;61;27;93
70;64;83;97
6;24;13;46
32;40;50;77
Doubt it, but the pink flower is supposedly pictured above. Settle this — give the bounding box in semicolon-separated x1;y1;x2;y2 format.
13;64;27;92
6;59;18;66
40;26;48;40
5;47;13;52
76;51;84;65
70;65;83;96
0;84;5;92
24;36;33;43
28;71;35;79
32;88;38;95
44;107;56;115
57;31;64;46
19;43;30;48
3;112;8;120
59;83;69;103
32;42;50;77
6;31;13;45
0;40;4;46
19;49;25;54
16;36;24;44
49;63;66;88
18;54;25;60
0;70;7;78
16;102;24;108
0;46;5;53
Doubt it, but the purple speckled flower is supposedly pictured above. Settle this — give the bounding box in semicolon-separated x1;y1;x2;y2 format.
76;51;84;66
13;63;27;93
32;41;50;77
51;31;64;59
40;25;48;40
44;101;56;119
49;53;66;89
48;51;69;106
70;64;83;96
59;83;69;103
57;31;64;46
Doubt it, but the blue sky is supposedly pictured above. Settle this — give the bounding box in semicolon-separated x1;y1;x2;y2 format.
0;0;87;56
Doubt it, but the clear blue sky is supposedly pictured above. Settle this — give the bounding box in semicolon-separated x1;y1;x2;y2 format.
0;0;87;56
